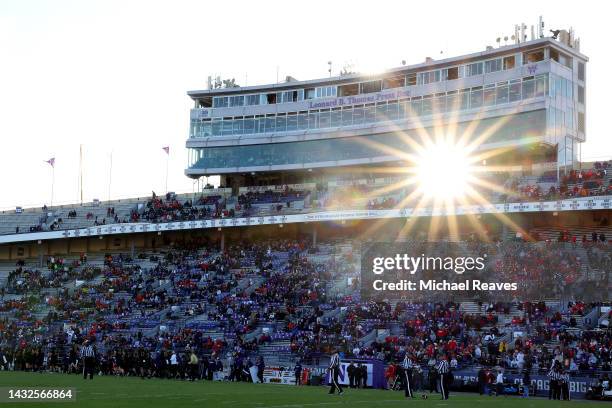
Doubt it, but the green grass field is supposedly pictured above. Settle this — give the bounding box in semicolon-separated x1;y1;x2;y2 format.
0;372;595;408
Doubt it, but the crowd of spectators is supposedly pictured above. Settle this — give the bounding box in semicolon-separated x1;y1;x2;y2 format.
505;164;612;202
6;255;98;294
0;237;609;383
6;162;612;238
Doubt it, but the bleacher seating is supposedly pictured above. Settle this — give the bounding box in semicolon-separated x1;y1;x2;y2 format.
0;234;609;380
2;162;612;237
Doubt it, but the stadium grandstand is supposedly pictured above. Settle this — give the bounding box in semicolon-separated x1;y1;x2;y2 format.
0;22;610;404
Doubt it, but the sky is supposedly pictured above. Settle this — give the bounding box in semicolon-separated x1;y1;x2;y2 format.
0;0;609;209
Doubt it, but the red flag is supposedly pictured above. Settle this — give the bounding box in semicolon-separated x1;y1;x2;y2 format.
45;157;55;167
162;146;170;155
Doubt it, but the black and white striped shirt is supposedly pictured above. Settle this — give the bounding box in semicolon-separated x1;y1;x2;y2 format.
402;355;413;370
559;373;569;384
329;353;340;369
548;370;561;381
436;360;449;374
80;345;95;358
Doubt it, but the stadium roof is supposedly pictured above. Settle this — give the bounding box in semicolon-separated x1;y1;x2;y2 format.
187;37;588;98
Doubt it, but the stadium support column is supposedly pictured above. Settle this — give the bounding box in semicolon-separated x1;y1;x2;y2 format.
130;238;135;259
312;224;317;248
220;229;225;252
37;240;48;268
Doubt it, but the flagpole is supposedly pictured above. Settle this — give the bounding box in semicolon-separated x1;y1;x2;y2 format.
165;152;169;194
51;165;55;208
79;144;84;205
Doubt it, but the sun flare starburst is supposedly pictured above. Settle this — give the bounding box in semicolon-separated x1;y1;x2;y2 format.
342;102;530;242
415;140;473;200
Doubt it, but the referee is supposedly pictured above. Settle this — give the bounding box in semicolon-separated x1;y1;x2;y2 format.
436;354;450;400
560;370;571;400
548;363;561;400
401;353;414;398
80;340;96;380
328;349;343;395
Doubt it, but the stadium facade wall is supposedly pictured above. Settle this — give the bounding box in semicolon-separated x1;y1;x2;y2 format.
1;196;611;246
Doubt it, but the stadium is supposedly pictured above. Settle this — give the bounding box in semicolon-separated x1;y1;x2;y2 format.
0;8;610;408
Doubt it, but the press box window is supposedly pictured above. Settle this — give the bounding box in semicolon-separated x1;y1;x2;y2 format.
550;49;572;68
197;97;213;108
406;73;417;86
304;88;316;99
578;62;585;81
315;86;337;98
578;112;585;133
266;93;277;104
466;62;483;76
443;67;460;80
229;95;244;107
550;48;559;63
245;95;259;106
282;90;299;103
382;76;405;89
503;56;516;70
577;85;585;104
360;80;382;94
418;70;441;84
338;83;359;97
523;49;544;64
213;96;229;108
485;58;502;73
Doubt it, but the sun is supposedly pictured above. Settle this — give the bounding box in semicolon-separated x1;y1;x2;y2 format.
415;140;473;200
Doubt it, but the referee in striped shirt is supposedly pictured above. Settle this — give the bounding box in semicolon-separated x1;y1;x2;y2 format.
80;340;96;380
548;365;562;400
328;349;343;395
401;353;414;398
560;370;571;400
436;354;450;400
